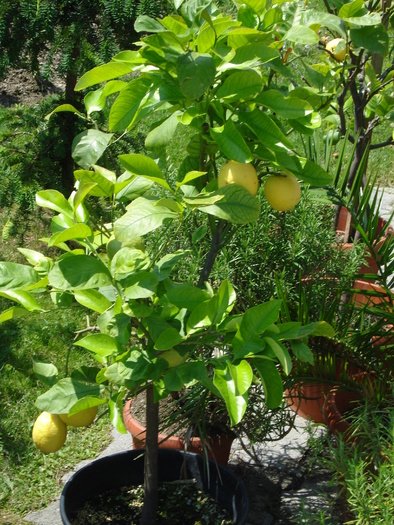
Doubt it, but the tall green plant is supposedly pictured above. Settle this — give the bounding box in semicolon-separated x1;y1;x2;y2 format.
0;1;340;522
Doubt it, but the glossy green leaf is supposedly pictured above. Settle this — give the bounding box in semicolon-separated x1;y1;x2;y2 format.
166;284;211;310
350;25;389;56
253;358;283;408
213;360;252;426
119;154;172;192
154;328;184;351
153;251;188;281
74;334;124;357
0;290;43;311
48;255;112;290
0;262;39;291
257;90;314;119
291;341;314;365
72;130;113;170
36;190;74;218
48;224;93;247
0;306;31;323
240;109;294;150
135;15;166;33
197;184;260;224
284;26;319;45
263;337;292;375
109;77;154;131
216;69;262;101
74;289;112;314
210;120;252;162
176;52;216;100
76;62;136;91
35;378;105;414
124;271;159;299
114;197;178;243
32;359;59;387
145;111;181;152
232;300;281;359
108;392;127;433
45;104;86;121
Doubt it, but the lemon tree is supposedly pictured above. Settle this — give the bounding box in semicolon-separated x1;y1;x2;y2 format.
32;412;67;454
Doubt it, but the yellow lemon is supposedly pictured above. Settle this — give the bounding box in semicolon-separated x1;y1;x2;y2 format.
160;349;187;368
326;38;347;62
32;412;67;454
218;161;258;196
263;173;301;211
59;406;98;427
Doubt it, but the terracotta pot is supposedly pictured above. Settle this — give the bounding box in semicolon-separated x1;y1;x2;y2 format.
285;356;364;424
351;279;392;308
123;399;235;466
323;387;363;439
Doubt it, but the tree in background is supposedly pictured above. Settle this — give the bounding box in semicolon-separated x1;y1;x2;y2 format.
0;0;170;192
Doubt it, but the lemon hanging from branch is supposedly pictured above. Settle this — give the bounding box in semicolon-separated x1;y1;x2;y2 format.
218;161;258;196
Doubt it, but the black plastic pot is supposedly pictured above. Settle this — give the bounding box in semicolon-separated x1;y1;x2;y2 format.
60;448;249;525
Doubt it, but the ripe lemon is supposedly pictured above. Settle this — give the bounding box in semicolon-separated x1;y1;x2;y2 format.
325;38;347;62
32;412;67;454
218;161;258;196
59;406;98;427
263;173;301;211
160;349;187;368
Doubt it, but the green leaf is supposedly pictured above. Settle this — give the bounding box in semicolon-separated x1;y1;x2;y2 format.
284;26;319;45
350;25;389;55
297;159;333;186
35;378;105;414
32;359;58;387
76;62;137;91
72;130;113;170
338;0;365;19
213;360;252;426
135;15;165;33
166;284;211;310
109;77;153;132
124;271;159;299
176;52;216;100
118;154;172;192
240;109;294;151
36;190;74;219
153;251;188;281
114;197;178;243
291;341;314;366
48;255;112;290
0;290;43;311
48;223;93;247
210;120;252;163
176;170;207;188
253;358;283;408
216;70;262;101
74;289;112;314
0;262;39;291
257;90;314;119
0;306;31;323
74;334;124;358
154;328;184;351
45;104;86;121
115;174;154;202
263;336;292;375
233;300;281;359
108;392;127;433
145;111;182;152
197;185;260;224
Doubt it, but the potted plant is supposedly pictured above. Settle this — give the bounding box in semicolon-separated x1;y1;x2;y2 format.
3;0;372;522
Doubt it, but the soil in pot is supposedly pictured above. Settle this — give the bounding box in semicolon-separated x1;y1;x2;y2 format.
69;481;233;525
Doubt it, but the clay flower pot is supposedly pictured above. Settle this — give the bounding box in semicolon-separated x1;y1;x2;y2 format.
123;399;235;466
322;387;363;440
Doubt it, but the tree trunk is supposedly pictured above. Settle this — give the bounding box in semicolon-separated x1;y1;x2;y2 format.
140;384;159;525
